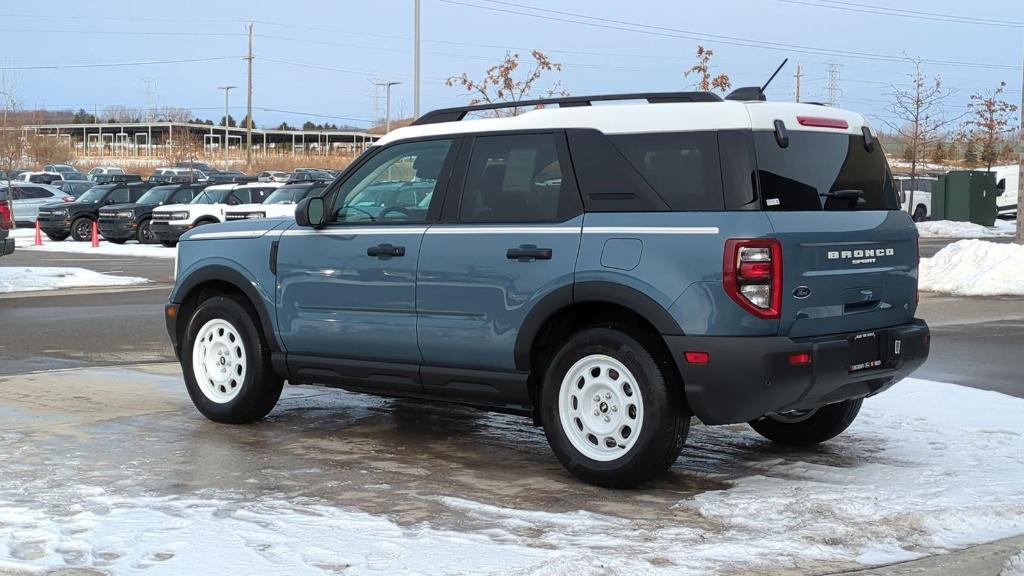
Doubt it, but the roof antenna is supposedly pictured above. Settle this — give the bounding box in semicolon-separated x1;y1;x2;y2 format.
761;58;789;94
725;58;788;102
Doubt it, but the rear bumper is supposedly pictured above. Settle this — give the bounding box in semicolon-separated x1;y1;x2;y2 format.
98;220;137;240
0;237;13;256
151;222;189;243
666;319;930;425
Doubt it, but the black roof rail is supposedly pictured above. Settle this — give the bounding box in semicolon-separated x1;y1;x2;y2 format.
412;91;722;126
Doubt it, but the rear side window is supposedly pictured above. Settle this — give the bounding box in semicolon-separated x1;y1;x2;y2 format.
754;131;897;211
608;132;724;210
458;133;580;223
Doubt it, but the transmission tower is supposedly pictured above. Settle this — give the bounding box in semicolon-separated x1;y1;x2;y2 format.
825;63;842;107
142;77;156;121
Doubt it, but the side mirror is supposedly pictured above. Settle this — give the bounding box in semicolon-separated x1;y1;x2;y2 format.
295;196;326;228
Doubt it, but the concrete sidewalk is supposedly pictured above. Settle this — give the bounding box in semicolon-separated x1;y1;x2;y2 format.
836;533;1024;575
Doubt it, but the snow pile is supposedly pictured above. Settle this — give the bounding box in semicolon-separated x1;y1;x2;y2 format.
0;267;149;293
919;239;1024;296
1004;551;1024;576
19;238;176;259
2;378;1024;574
917;220;1016;238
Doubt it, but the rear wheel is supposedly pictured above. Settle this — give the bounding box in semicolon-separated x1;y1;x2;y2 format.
161;240;177;248
137;219;154;244
181;295;283;424
540;327;689;488
108;238;126;244
45;232;68;241
912;205;927;222
70;218;94;242
748;398;863;445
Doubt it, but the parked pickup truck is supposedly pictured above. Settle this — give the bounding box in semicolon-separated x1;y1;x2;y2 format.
164;90;930;488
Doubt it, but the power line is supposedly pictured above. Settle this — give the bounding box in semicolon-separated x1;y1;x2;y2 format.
0;56;240;71
0;27;244;37
776;0;1024;28
435;0;1022;71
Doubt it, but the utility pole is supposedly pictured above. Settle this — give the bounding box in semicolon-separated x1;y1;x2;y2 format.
381;81;401;132
1017;47;1023;244
826;63;842;107
245;22;254;171
218;86;236;171
794;63;801;103
414;0;421;118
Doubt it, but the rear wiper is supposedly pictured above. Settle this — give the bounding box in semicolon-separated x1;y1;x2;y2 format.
819;189;865;200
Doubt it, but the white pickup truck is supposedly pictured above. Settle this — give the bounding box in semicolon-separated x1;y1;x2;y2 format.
150;183;279;247
223;182;328;222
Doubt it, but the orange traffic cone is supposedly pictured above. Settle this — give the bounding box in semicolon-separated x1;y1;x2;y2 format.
91;220;100;248
34;220;42;246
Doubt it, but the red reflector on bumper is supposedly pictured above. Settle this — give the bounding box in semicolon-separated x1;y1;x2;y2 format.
684;351;710;364
789;352;812;366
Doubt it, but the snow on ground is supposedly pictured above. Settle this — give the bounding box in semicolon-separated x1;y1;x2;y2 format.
917;219;1016;238
920;239;1024;296
13;234;176;259
1004;551;1024;576
0;266;149;293
1;377;1024;575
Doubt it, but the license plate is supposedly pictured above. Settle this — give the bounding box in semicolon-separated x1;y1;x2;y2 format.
849;331;882;372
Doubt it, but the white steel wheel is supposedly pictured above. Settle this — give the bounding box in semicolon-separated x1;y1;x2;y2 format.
558;354;645;462
191;318;248;404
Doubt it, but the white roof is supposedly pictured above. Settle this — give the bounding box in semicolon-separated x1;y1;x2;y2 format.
375;100;871;147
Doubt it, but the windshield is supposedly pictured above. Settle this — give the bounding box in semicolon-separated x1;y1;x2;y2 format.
754;131;897;211
52;165;75;174
190;189;231;204
263;187;313;204
137;186;179;204
74;187;110;203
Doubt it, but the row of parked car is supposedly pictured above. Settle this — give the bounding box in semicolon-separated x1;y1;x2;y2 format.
33;179;331;245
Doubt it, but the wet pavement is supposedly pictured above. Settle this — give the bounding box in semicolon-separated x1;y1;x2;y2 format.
2;364;1024;575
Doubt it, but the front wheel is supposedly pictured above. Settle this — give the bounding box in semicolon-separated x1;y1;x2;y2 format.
70;218;94;242
108;238;127;245
137;219;154;244
160;240;177;248
540;327;689;488
181;295;283;424
748;398;863;445
45;232;68;241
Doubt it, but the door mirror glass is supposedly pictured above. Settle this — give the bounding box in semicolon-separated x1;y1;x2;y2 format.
297;197;326;227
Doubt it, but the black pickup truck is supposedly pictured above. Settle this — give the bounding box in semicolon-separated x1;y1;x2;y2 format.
99;183;209;244
37;182;154;241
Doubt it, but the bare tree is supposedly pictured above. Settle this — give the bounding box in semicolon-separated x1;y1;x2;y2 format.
962;82;1018;172
446;50;567;117
885;58;956;218
685;46;731;93
0;74;22;228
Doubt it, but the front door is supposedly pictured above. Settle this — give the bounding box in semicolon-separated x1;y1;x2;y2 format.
276;138;457;388
417;132;583;400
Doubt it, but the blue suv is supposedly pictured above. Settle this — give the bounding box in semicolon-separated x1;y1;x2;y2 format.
165;91;930;487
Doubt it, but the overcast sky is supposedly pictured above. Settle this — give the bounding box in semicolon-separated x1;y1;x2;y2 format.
0;0;1021;129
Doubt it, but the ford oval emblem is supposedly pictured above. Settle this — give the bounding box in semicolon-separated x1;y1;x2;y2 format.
793;286;812;299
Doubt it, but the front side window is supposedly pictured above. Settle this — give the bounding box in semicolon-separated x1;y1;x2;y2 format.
107;187;130;204
458;133;577;223
332;139;452;224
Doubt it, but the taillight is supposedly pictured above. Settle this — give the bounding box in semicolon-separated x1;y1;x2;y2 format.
914;235;920;304
63;196;75;203
724;238;782;319
0;202;11;229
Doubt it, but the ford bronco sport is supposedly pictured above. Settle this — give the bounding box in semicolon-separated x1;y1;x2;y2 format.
165;90;930;488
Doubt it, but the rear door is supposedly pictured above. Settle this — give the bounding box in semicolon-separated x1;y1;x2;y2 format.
751;128;917;338
416;132;583;397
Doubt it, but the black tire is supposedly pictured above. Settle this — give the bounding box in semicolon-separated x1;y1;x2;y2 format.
45;232;68;241
70;217;94;242
108;238;127;245
912;205;927;222
181;295;283;424
137;219;153;244
161;240;177;248
748;398;863;446
540;326;689;488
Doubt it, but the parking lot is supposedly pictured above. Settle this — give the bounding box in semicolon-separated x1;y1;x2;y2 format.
1;233;1023;574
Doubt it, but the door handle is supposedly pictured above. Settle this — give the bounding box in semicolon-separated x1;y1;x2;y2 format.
367;243;405;258
506;246;553;261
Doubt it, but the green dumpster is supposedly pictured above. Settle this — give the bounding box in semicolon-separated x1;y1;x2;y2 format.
933;171;999;226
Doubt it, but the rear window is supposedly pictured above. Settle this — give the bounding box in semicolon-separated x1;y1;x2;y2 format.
754;131;897;211
608;132;724;210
